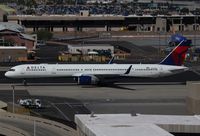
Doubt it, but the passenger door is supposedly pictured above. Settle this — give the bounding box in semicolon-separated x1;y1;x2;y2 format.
51;66;56;75
20;67;25;75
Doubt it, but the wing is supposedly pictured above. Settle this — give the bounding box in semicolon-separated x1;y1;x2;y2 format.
72;65;132;85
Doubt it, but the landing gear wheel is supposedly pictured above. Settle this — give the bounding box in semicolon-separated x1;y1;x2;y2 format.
22;79;27;86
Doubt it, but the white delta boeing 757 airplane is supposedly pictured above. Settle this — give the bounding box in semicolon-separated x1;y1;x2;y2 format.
5;34;191;85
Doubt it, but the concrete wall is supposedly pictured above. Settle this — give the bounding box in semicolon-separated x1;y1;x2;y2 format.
155;18;167;32
0;10;5;22
186;81;200;114
80;10;90;17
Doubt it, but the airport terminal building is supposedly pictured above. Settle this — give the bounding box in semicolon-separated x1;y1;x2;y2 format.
6;14;200;33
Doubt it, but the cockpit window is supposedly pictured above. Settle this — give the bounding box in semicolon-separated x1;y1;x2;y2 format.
9;68;15;71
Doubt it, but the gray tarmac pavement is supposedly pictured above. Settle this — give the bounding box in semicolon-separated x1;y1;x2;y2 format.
0;84;189;121
26;84;188;115
25;84;186;101
0;82;192;135
0;84;186;101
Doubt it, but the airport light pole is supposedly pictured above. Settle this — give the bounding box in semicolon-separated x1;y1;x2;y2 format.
180;17;183;34
158;31;161;59
2;37;4;46
11;85;15;113
171;18;174;33
194;16;197;48
34;120;36;136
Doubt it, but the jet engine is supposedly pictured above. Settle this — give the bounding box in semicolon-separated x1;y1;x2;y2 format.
75;75;99;85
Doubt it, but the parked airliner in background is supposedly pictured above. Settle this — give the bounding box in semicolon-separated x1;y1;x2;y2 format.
5;34;192;85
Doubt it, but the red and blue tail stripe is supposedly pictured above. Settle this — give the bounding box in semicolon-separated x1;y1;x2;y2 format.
160;35;191;66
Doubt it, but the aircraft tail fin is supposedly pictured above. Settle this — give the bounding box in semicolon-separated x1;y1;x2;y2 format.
160;34;192;66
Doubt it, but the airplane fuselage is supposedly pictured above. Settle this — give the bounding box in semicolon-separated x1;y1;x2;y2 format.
5;64;188;79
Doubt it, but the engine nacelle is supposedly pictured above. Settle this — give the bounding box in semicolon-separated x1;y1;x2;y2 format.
76;75;99;85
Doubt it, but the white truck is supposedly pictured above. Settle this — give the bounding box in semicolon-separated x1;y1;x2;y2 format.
18;99;42;109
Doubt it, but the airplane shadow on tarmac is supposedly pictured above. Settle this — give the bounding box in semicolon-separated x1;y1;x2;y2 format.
98;83;136;91
15;82;136;91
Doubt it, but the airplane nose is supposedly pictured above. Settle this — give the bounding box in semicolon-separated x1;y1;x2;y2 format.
5;72;11;78
5;72;9;77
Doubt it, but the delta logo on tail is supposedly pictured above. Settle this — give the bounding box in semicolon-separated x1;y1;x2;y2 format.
160;34;192;66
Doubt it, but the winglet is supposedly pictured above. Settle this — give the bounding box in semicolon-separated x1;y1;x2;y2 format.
108;56;115;64
124;65;132;74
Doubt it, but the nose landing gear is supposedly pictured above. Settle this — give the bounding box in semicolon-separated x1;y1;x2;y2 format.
22;79;27;86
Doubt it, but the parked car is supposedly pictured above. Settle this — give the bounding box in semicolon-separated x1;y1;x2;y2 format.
18;98;42;109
